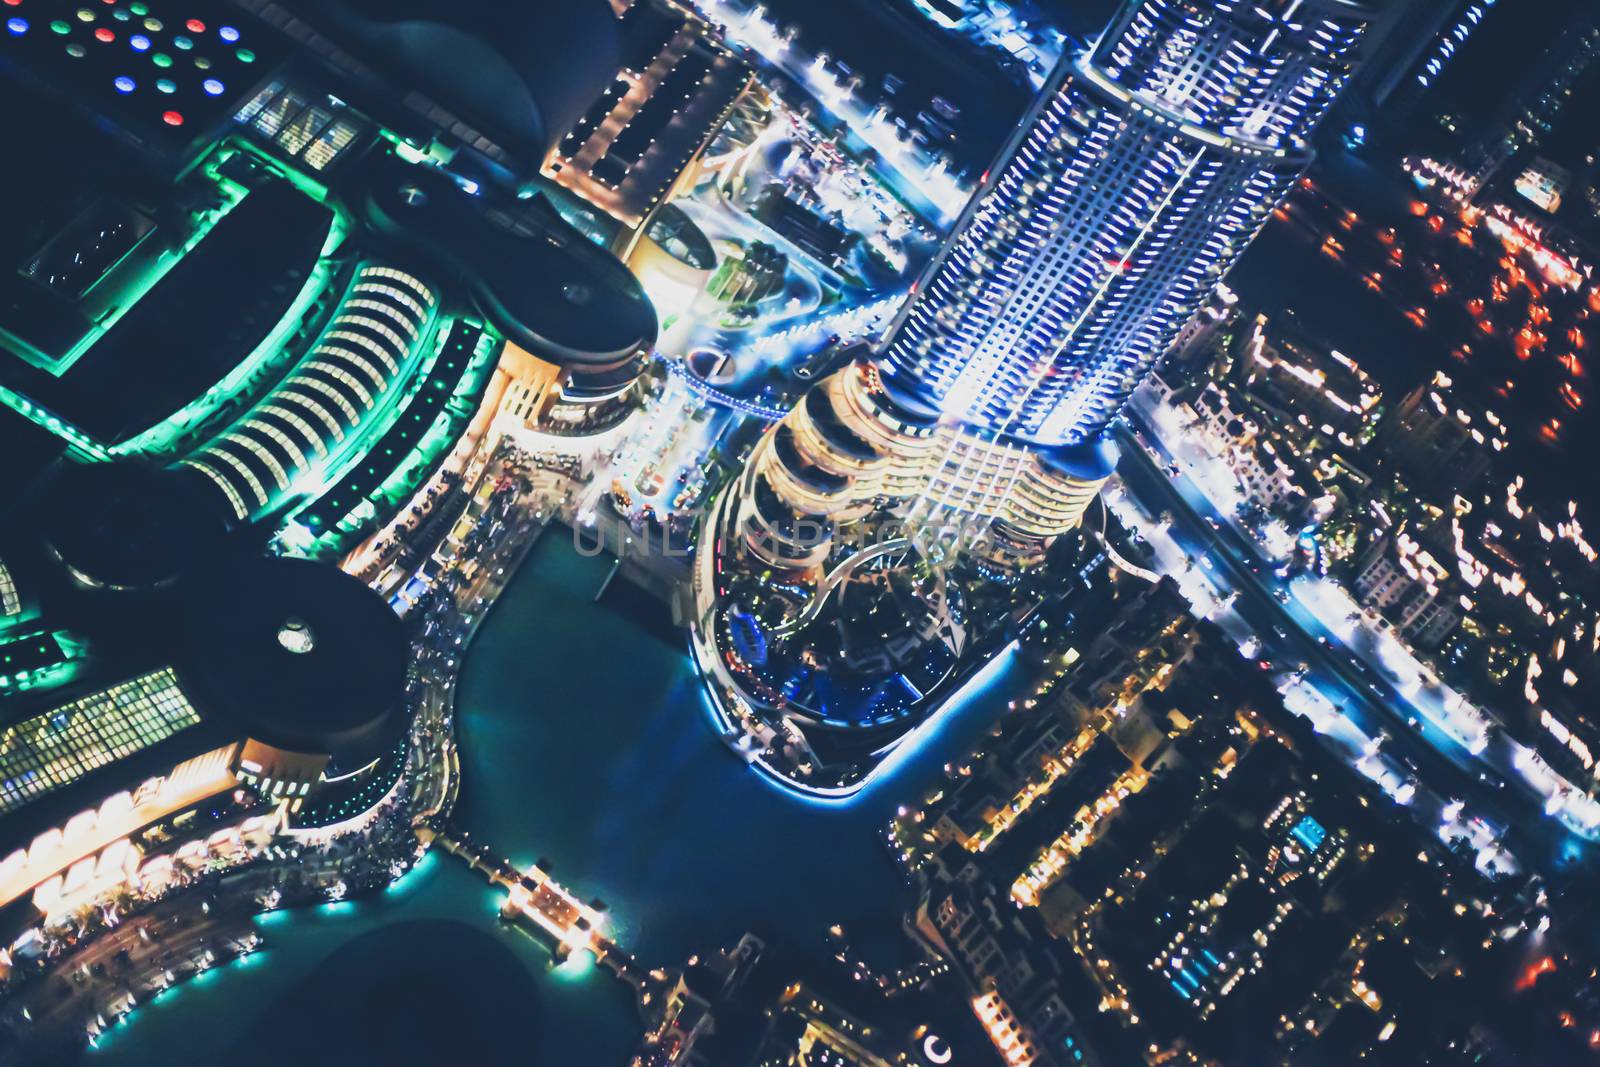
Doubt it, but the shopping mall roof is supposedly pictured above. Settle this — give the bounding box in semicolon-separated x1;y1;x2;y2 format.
356;152;658;368
176;554;407;762
35;462;234;594
274;0;621;165
0;458;407;845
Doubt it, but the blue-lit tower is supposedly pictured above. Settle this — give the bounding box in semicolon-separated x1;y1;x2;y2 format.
881;0;1380;448
692;0;1388;797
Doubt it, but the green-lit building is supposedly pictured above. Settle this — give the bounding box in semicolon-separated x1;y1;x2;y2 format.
0;0;662;948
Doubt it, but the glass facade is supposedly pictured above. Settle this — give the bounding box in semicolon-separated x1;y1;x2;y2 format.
235;80;367;172
883;0;1375;447
0;559;18;619
0;668;201;815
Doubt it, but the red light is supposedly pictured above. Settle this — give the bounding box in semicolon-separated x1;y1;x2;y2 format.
1516;956;1556;991
2;0;22;8
162;109;184;126
94;26;114;41
185;18;205;32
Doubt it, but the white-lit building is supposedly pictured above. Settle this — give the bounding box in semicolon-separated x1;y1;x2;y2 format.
881;0;1377;450
1353;532;1462;650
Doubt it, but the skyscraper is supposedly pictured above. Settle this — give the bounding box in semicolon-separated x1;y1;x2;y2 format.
882;0;1378;451
692;0;1387;794
1454;10;1600;199
728;0;1385;578
1362;0;1498;114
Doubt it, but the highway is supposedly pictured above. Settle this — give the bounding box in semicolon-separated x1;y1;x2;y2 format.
1109;410;1592;877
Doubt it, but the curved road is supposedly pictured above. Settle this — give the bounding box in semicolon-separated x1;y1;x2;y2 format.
772;537;912;637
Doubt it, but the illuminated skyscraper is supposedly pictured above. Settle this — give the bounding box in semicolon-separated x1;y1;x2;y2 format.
1454;10;1600;199
693;2;1391;795
719;0;1386;586
881;0;1380;451
1363;0;1498;113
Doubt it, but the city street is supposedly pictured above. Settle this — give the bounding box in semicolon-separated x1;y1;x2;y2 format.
690;0;973;223
1108;410;1593;876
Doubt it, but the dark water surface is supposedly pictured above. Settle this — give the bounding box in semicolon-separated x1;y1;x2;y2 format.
83;534;1025;1064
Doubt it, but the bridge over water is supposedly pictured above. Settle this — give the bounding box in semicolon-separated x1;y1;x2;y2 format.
418;822;654;995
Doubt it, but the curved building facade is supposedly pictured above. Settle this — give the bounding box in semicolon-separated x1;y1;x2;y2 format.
184;264;439;522
737;361;1117;572
692;1;1385;796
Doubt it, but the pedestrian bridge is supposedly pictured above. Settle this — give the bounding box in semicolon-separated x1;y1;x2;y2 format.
418;822;650;992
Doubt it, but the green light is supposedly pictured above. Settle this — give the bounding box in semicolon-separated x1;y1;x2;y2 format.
236;47;255;63
152;51;172;67
50;19;68;34
65;42;86;57
130;2;148;14
109;194;343;460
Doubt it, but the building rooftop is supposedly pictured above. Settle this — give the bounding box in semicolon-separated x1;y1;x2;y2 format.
279;0;621;168
356;151;658;367
176;554;407;762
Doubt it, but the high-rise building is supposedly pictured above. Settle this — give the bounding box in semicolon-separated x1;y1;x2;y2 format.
1361;0;1498;114
1454;11;1600;198
737;0;1384;573
692;0;1387;795
883;0;1377;451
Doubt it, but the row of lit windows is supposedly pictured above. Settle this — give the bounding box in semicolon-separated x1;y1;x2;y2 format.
187;460;250;519
289;375;361;425
0;560;18;618
342;298;420;340
217;429;292;490
300;358;379;407
196;443;272;507
327;319;409;363
321;330;402;380
352;282;430;322
257;402;334;456
358;267;434;308
238;416;312;469
309;345;389;399
0;668;201;815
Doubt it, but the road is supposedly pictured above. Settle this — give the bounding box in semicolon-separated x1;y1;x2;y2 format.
689;0;971;223
1110;411;1591;876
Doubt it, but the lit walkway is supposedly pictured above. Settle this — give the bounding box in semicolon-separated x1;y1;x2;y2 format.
419;823;650;993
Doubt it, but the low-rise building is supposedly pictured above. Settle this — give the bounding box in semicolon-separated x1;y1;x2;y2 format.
1375;373;1504;499
1353;531;1463;649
